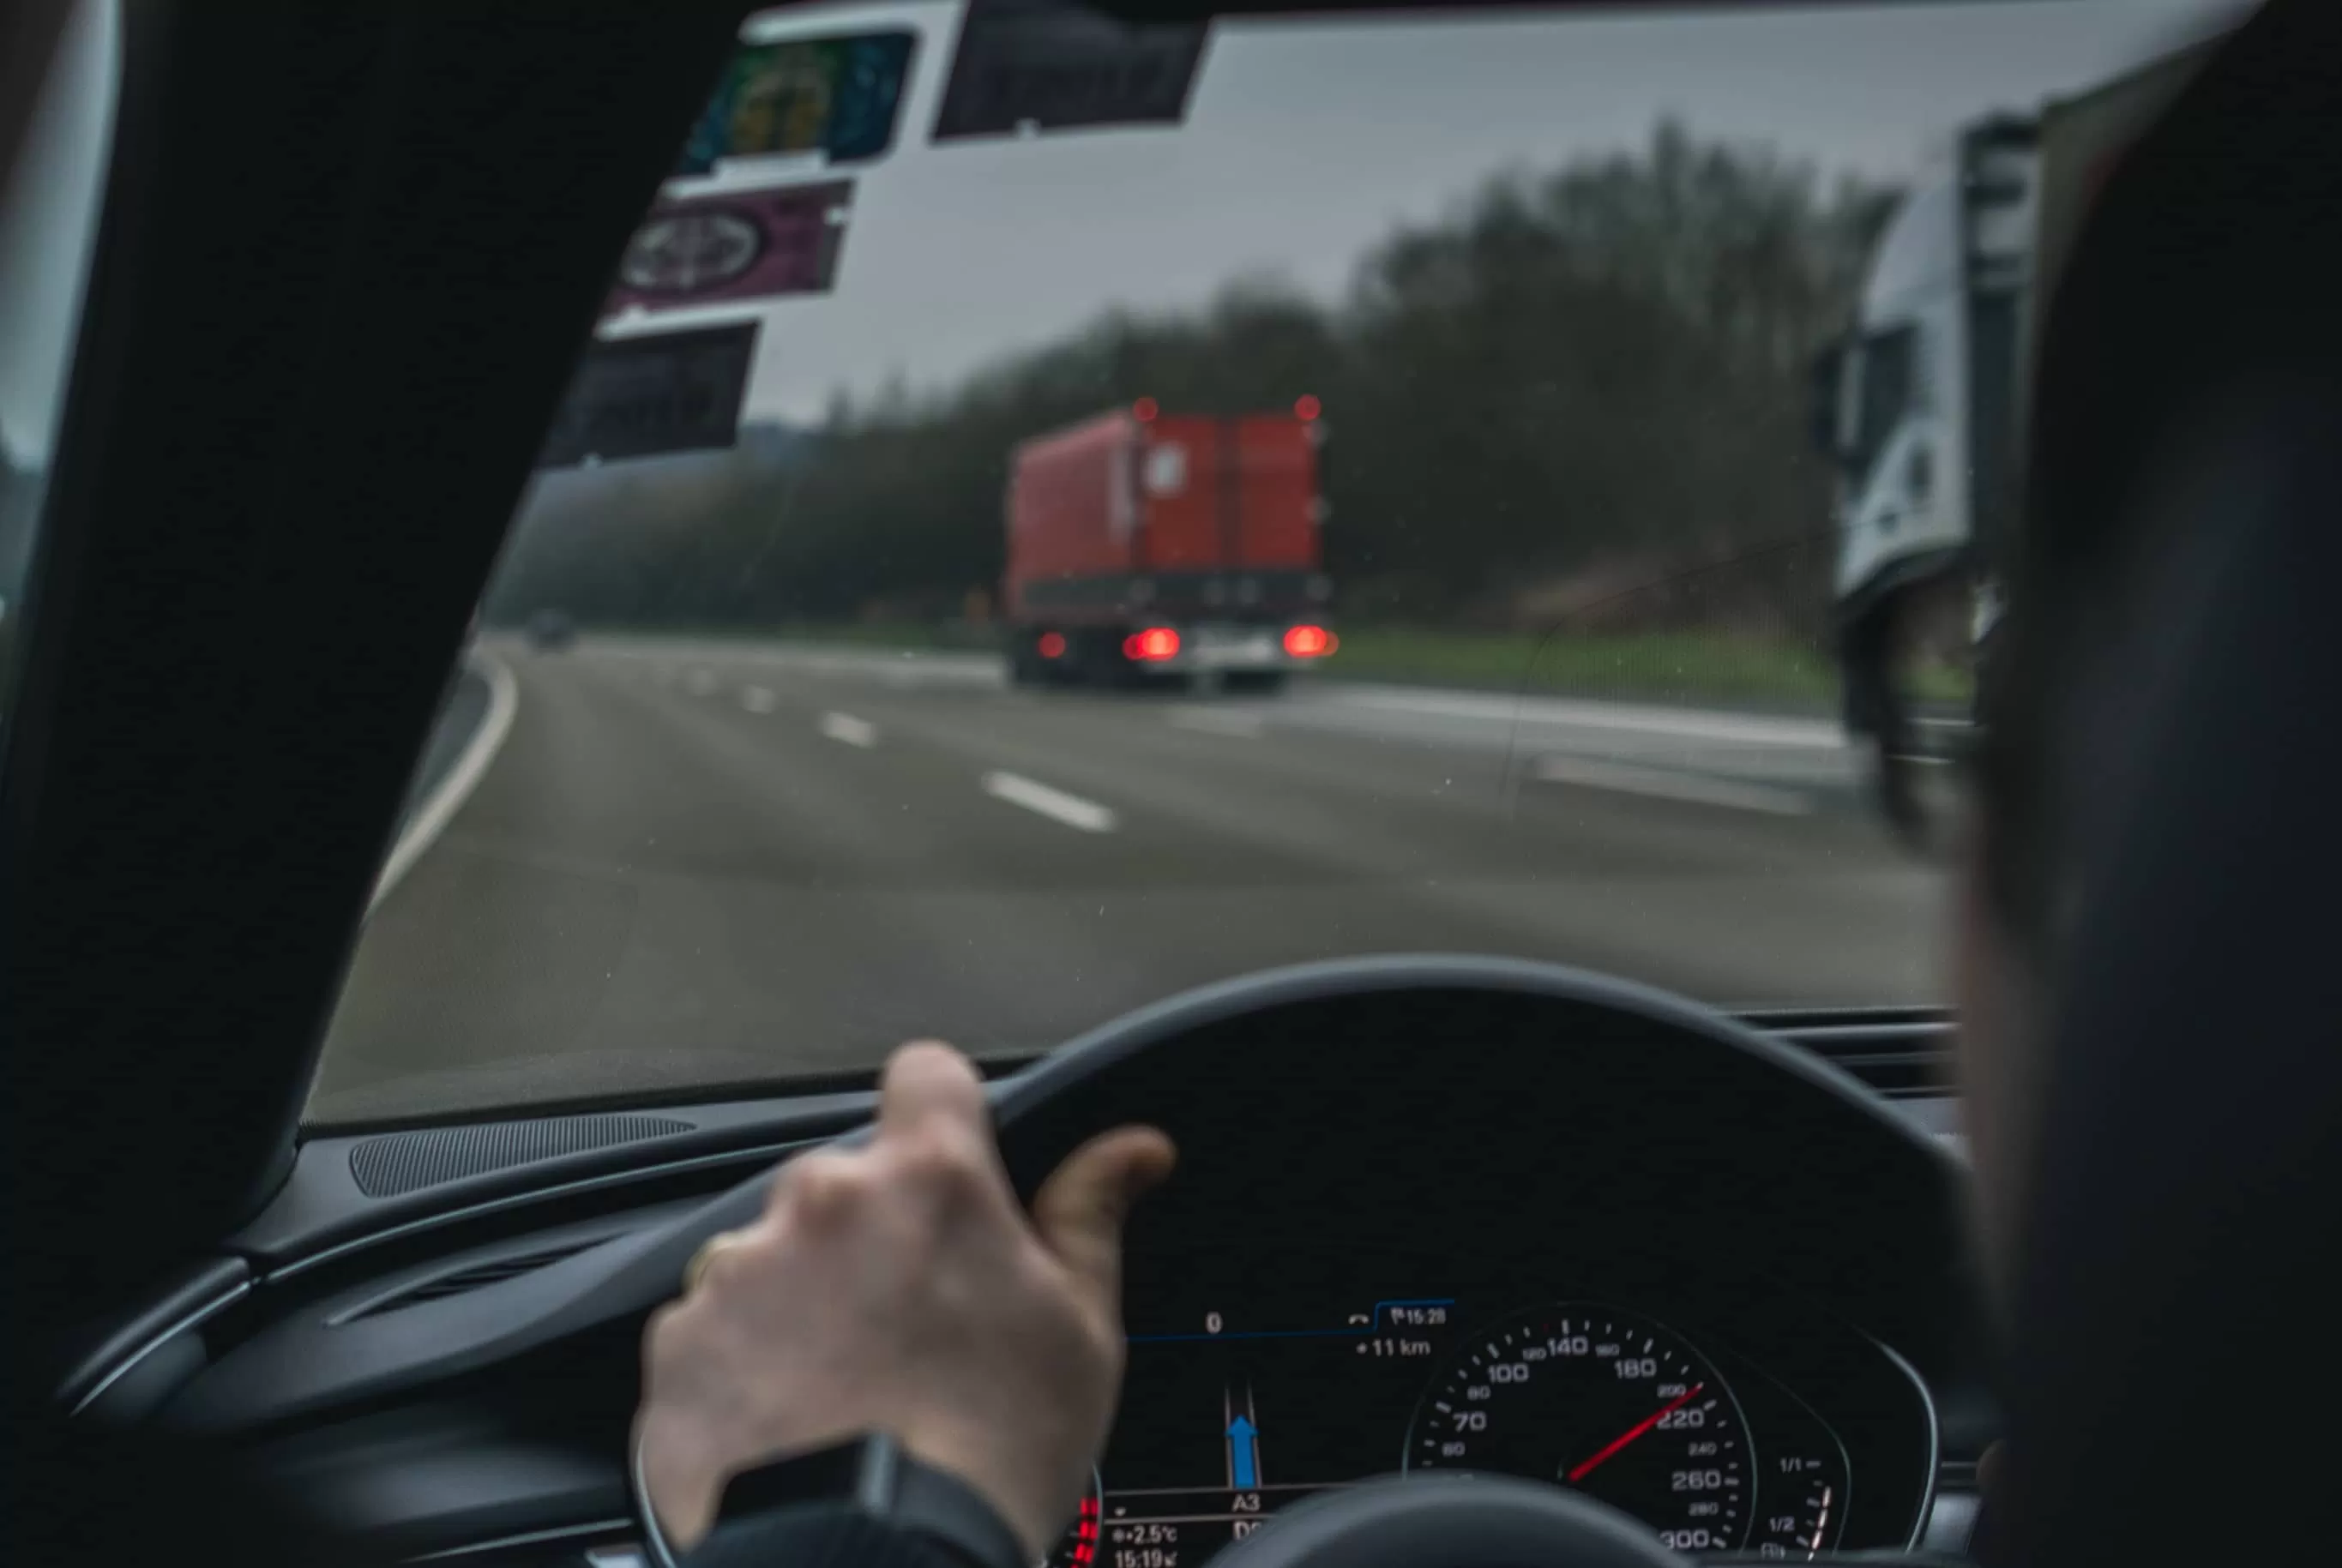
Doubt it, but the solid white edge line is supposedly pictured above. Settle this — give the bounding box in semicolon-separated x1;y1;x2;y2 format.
1335;685;1845;749
371;651;518;911
819;711;878;748
981;770;1118;832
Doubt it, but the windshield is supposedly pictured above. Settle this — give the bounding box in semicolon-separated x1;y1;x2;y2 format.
311;0;2242;1125
1847;324;1918;488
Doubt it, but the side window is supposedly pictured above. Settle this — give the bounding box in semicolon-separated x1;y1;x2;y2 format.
0;0;117;718
1849;323;1918;487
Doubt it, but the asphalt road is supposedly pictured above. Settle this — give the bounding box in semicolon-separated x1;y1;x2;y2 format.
312;635;1950;1123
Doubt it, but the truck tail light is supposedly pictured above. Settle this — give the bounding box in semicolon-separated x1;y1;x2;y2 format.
1038;632;1067;659
1123;627;1180;661
1284;624;1337;658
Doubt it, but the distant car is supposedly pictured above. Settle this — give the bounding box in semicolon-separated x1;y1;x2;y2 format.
525;609;577;650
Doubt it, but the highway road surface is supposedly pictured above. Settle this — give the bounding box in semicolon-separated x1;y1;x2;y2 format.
312;635;1950;1123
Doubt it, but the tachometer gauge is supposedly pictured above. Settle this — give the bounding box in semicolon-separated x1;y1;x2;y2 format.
1406;1303;1752;1553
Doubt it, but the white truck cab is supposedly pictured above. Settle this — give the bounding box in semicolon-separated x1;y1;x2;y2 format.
1827;119;2035;627
1818;39;2216;841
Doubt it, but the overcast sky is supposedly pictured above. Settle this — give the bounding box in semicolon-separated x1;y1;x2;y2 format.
3;0;2249;463
682;0;2248;422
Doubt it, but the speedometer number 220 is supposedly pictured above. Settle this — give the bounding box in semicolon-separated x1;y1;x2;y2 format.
1406;1304;1752;1553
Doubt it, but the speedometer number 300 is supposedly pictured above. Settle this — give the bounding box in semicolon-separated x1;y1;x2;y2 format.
1406;1304;1751;1553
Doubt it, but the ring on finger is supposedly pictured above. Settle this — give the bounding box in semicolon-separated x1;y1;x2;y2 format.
683;1229;750;1295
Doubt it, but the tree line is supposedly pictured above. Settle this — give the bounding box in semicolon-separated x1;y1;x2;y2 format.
486;122;1896;638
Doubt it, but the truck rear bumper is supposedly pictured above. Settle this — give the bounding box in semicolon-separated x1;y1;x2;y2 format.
1147;622;1338;673
1161;625;1293;671
1010;619;1335;685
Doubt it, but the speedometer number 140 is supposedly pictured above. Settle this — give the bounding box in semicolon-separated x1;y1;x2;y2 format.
1406;1304;1751;1553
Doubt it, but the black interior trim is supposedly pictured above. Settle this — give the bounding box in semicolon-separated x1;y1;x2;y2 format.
406;1519;635;1564
985;958;1955;1184
351;1114;698;1199
268;1146;805;1288
158;959;1966;1439
274;1006;1949;1270
263;1402;635;1563
1768;1018;1955;1099
45;965;1974;1562
57;1254;250;1416
240;1003;1952;1278
316;1202;705;1331
1876;1339;1942;1550
56;1001;1958;1425
0;0;750;1371
1087;0;2008;21
242;1094;876;1273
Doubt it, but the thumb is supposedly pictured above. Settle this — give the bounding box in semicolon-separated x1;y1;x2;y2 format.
1032;1125;1177;1308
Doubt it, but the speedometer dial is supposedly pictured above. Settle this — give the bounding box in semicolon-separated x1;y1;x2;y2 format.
1406;1304;1752;1553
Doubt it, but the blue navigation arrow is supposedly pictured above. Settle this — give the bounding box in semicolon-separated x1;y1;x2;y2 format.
1227;1415;1258;1489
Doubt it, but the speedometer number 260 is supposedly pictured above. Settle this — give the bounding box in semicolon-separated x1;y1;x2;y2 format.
1405;1304;1752;1553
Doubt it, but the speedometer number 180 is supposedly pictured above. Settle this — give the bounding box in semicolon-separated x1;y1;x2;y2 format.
1405;1304;1751;1553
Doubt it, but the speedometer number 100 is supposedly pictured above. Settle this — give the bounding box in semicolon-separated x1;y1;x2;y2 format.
1406;1305;1753;1552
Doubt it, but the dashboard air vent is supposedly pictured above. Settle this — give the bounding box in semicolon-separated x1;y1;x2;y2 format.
1755;1009;1955;1099
340;1239;603;1322
350;1111;693;1197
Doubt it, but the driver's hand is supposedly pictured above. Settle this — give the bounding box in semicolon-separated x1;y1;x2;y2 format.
635;1041;1177;1559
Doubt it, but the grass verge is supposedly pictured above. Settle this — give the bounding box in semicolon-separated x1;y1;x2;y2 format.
1322;628;1843;712
584;618;1972;714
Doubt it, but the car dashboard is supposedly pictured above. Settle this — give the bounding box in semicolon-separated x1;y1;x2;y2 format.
1056;1259;1933;1564
66;973;1982;1567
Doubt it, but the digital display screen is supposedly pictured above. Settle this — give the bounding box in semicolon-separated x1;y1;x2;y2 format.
1051;1293;1857;1565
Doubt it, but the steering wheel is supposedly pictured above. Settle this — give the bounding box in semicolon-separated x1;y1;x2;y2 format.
977;956;1948;1567
1207;1470;1683;1568
153;954;1953;1563
611;954;1958;1568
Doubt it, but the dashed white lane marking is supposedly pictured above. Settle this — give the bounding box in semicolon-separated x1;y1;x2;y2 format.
820;711;878;748
683;668;718;696
981;771;1118;833
1168;708;1266;739
739;685;779;714
1531;754;1815;816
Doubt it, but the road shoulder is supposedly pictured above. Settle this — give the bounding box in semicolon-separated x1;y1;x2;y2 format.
372;648;518;910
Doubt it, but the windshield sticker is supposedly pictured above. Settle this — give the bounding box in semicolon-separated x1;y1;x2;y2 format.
603;181;853;315
676;31;917;176
932;0;1209;142
536;321;757;469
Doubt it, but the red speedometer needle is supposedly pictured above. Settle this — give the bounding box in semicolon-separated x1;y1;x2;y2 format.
1567;1384;1705;1484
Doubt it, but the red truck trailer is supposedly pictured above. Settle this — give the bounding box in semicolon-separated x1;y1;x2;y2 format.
1003;401;1335;690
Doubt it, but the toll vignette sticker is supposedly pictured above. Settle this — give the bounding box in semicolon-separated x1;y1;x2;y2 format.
676;31;918;176
932;0;1210;142
536;321;758;469
602;180;854;315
